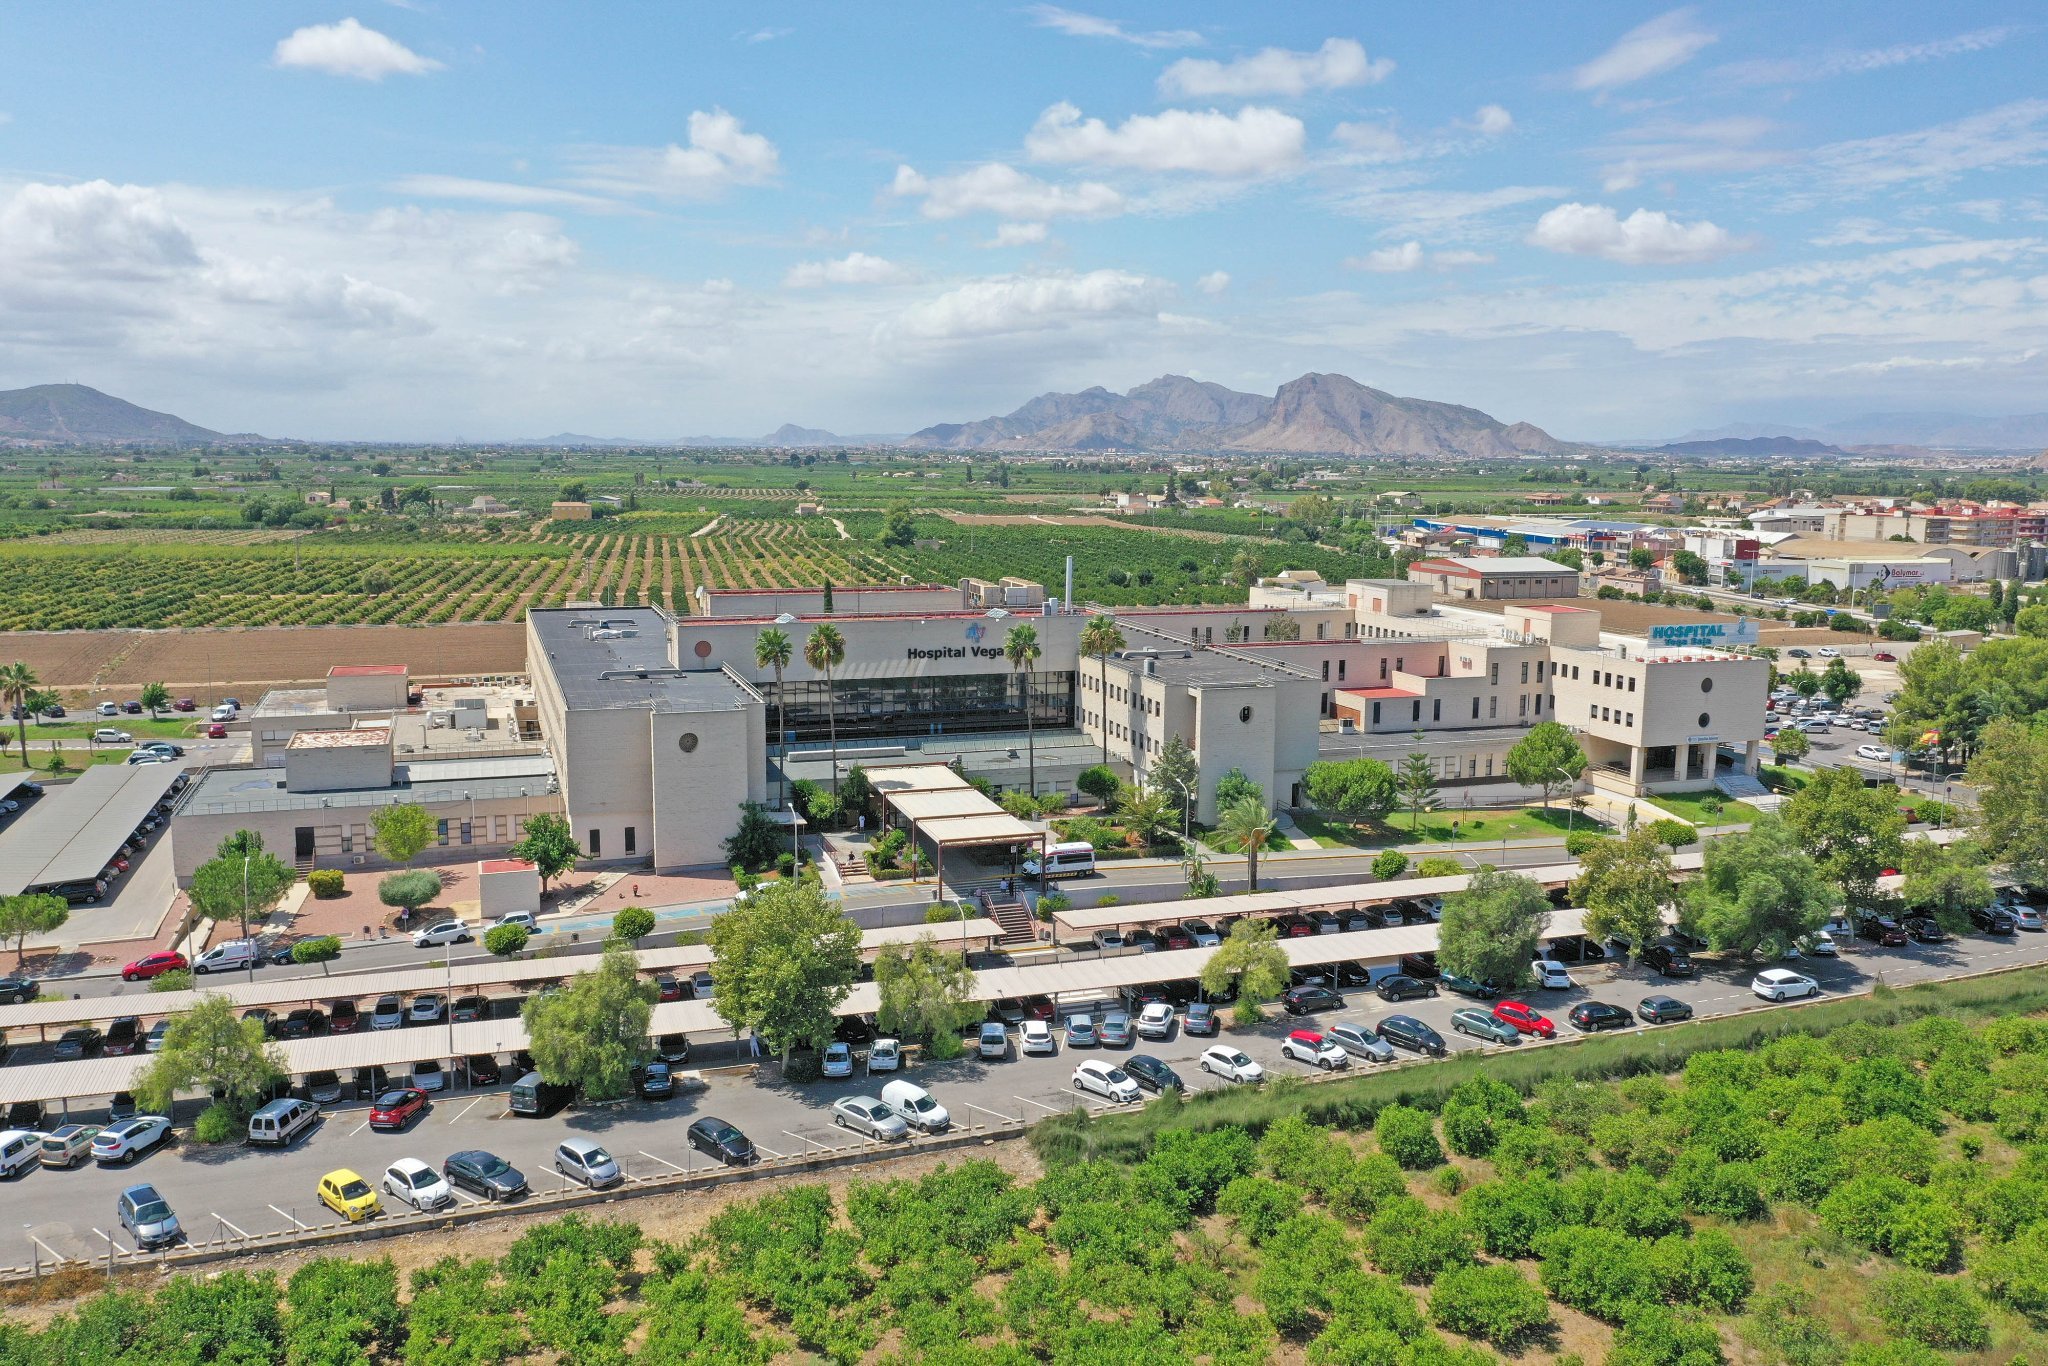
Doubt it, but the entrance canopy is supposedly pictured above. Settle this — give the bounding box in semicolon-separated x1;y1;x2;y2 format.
865;762;1044;897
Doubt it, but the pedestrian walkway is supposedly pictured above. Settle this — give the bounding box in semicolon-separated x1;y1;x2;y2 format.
1272;812;1319;851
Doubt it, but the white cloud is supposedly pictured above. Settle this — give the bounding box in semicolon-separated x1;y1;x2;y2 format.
784;252;913;288
1025;102;1304;176
0;180;200;277
1529;202;1746;265
1331;121;1409;162
272;18;442;81
893;269;1170;340
1797;99;2048;198
1470;104;1514;136
741;27;791;43
1343;241;1494;272
570;109;780;197
1026;5;1200;50
1571;9;1715;92
1158;37;1391;99
1720;26;2016;85
1331;184;1566;237
1196;270;1230;294
1432;250;1496;269
386;175;623;212
986;222;1050;247
1594;116;1787;192
891;163;1124;221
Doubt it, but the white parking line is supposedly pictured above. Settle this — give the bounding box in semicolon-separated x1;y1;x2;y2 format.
753;1141;785;1160
448;1188;484;1208
444;1096;484;1125
348;1118;371;1137
1014;1093;1066;1114
637;1149;684;1174
269;1204;310;1232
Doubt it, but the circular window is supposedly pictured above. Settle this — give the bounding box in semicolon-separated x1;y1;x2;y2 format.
1239;705;1253;724
692;640;712;659
1698;713;1711;729
678;733;699;753
1700;677;1713;693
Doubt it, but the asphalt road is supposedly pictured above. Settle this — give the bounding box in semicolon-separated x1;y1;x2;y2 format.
12;919;2047;1268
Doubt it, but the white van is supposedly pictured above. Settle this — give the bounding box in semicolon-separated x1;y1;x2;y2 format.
1024;841;1096;880
194;939;261;975
879;1079;951;1133
0;1129;40;1179
247;1098;320;1148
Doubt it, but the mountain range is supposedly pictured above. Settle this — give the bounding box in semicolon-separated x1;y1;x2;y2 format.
1652;437;1847;458
904;372;1574;459
1675;413;2048;450
0;383;261;445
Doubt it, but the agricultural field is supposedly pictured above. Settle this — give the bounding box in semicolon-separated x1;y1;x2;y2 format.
0;623;525;693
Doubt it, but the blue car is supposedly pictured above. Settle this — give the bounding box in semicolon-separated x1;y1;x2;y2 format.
1064;1014;1097;1047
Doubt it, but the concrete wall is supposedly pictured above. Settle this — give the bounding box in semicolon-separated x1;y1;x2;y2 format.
327;672;408;711
649;703;763;870
171;792;556;885
694;586;960;618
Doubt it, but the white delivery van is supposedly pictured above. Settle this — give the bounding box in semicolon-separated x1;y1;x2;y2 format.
0;1129;41;1179
1023;841;1096;879
880;1079;951;1133
194;939;261;974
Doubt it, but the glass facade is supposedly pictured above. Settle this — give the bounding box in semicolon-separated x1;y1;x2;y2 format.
768;669;1073;742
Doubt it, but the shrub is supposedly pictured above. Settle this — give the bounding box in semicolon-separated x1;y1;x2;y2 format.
1564;829;1608;857
194;1102;239;1144
1137;1127;1257;1221
484;923;529;958
1646;819;1696;849
1428;1263;1553;1348
1649;1228;1753;1312
1415;856;1461;877
783;1051;823;1084
1374;1104;1444;1169
1217;1175;1302;1244
307;868;345;898
1076;764;1120;804
1361;1196;1476;1282
1609;1305;1725;1366
1971;1221;2048;1323
1535;1225;1658;1322
1371;849;1409;881
1869;1269;1991;1350
151;968;194;993
775;852;795;878
377;868;441;914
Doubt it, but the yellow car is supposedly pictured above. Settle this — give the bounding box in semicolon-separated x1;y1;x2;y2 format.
318;1168;381;1223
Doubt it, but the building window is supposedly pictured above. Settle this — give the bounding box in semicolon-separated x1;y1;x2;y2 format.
1521;661;1529;684
1701;677;1713;693
1489;697;1497;719
1625;712;1634;726
1489;663;1499;685
1412;700;1422;723
1337;660;1347;681
1590;703;1598;719
459;820;472;846
1485;756;1495;776
1473;697;1481;719
1372;702;1382;725
1322;661;1330;680
1379;659;1388;681
1316;623;1327;640
1520;695;1529;717
436;819;449;846
1699;712;1711;729
589;829;601;856
1535;695;1544;715
341;832;354;853
1433;699;1442;722
1629;677;1637;692
625;826;637;854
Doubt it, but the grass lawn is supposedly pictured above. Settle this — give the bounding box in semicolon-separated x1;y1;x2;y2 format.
1646;789;1760;825
1292;804;1604;849
8;716;204;742
1760;764;1811;794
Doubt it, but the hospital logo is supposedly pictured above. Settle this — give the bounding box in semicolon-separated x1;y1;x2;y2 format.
964;623;986;643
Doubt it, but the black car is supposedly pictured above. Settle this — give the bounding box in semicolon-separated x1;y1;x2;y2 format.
273;1008;327;1039
1569;1001;1633;1032
687;1116;757;1166
1970;905;2017;934
465;1054;503;1085
833;1014;875;1046
0;975;36;1004
634;1061;676;1099
55;1026;105;1060
1375;974;1439;1002
1643;944;1696;978
103;1017;142;1056
654;1033;692;1065
266;938;306;967
1182;1002;1219;1036
1122;1054;1183;1094
1857;915;1909;947
1638;995;1694;1025
1376;1014;1447;1058
1398;953;1441;980
108;1091;138;1121
1119;983;1172;1011
7;1100;44;1129
1334;960;1375;987
1281;985;1343;1016
444;1150;528;1201
1902;917;1950;944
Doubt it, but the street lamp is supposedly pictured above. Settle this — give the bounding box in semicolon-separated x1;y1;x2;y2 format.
1552;765;1580;834
1168;774;1194;839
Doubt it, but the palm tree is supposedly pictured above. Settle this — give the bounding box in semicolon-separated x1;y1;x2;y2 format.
754;628;793;809
1078;614;1126;768
1216;794;1279;892
1004;623;1042;797
804;623;847;796
0;662;38;768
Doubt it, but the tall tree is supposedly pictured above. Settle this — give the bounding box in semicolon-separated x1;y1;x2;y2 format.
1898;837;1994;932
138;682;171;717
0;893;67;968
874;935;981;1046
0;661;37;766
510;812;584;896
1819;658;1863;705
133;995;285;1116
1396;737;1440;832
1004;623;1043;797
522;940;654;1101
1200;918;1290;1025
1437;867;1549;991
1972;718;2048;884
1149;733;1201;829
1571;830;1675;957
190;834;294;944
707;874;861;1063
1214;795;1279;891
1783;766;1905;910
1770;726;1811;765
1505;722;1587;809
754;627;794;810
1115;785;1176;846
1301;756;1398;825
1682;815;1839;958
804;623;847;795
370;803;436;868
1078;615;1126;767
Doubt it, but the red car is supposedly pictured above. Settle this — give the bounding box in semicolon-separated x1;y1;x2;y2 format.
1158;925;1195;951
121;950;188;983
1277;915;1316;938
173;698;196;712
1492;999;1557;1038
1872;651;1897;662
655;976;686;1003
205;723;228;739
329;999;360;1034
368;1088;430;1131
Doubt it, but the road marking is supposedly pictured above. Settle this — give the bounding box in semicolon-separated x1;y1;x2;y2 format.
637;1149;684;1174
1014;1093;1066;1114
269;1204;310;1232
211;1213;251;1241
448;1188;483;1207
445;1096;484;1125
348;1118;371;1137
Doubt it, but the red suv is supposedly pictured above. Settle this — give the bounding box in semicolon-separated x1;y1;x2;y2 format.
368;1088;430;1131
1492;999;1557;1038
1157;925;1195;950
121;950;189;982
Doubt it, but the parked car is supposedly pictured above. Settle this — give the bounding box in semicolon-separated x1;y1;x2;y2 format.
634;1061;677;1099
54;1026;104;1060
102;1017;142;1056
1492;1000;1557;1038
1281;985;1343;1016
1375;974;1438;1003
305;1071;345;1105
1642;944;1696;978
383;1158;453;1210
1638;995;1694;1024
1133;1002;1176;1039
1376;1015;1447;1057
413;921;472;948
1281;1029;1349;1071
832;1095;908;1140
1072;1059;1142;1103
1857;915;1909;947
1752;969;1820;1001
0;974;35;1004
1158;925;1195;951
1064;1014;1098;1048
1398;953;1440;979
1450;1008;1519;1045
407;994;445;1024
867;1037;902;1072
1089;930;1125;951
1440;974;1497;1000
410;1061;445;1092
444;1149;528;1200
1097;1011;1134;1047
92;728;133;745
465;1054;504;1085
2014;905;2046;932
1902;917;1950;944
686;1117;757;1166
821;1041;857;1077
118;1184;181;1250
1020;1018;1057;1055
274;1007;327;1039
369;995;405;1030
555;1138;622;1189
139;741;184;758
1971;905;2018;934
1198;1046;1265;1083
120;950;187;983
1530;959;1573;990
1182;1002;1220;1036
1181;919;1220;947
205;723;227;739
92;1116;172;1165
1122;1054;1184;1093
1569;1001;1634;1032
369;1089;430;1131
449;995;487;1023
39;1124;103;1169
319;1169;382;1223
1326;1020;1397;1062
655;976;686;1003
653;1034;691;1065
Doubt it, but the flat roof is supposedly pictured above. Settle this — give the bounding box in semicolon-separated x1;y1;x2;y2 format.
528;606;760;714
178;752;556;817
1415;556;1578;575
286;729;389;749
328;664;407;677
479;857;536;874
0;764;184;896
1105;649;1288;688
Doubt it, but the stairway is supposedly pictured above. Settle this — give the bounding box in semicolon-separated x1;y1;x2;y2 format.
1714;771;1770;800
977;889;1039;947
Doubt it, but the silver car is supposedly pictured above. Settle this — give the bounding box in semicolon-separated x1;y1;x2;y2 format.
1324;1021;1396;1063
833;1095;909;1140
554;1137;622;1189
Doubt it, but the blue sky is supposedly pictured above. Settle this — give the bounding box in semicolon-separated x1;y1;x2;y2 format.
1;2;2043;441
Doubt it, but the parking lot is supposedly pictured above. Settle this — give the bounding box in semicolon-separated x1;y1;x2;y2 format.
9;913;2048;1270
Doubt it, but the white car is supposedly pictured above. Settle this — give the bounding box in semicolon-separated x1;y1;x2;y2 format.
1089;929;1126;951
1135;1003;1176;1039
1072;1060;1141;1104
90;1115;172;1165
1199;1046;1265;1084
413;921;471;948
1752;968;1820;1001
821;1042;853;1078
1817;646;1841;658
1281;1032;1350;1070
1020;1019;1057;1055
1801;931;1839;957
1531;959;1573;990
1856;744;1890;762
406;994;445;1024
867;1037;902;1072
124;749;168;765
92;728;133;745
411;1060;445;1092
492;911;540;933
383;1158;453;1210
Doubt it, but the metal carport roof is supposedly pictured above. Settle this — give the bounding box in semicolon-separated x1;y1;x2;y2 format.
0;763;183;896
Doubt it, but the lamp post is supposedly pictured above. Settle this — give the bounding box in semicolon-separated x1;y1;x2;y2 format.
242;853;255;983
1168;774;1194;839
1552;765;1579;834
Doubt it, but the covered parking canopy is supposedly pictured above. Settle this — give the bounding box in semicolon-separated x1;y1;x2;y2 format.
865;762;1045;893
0;763;183;897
